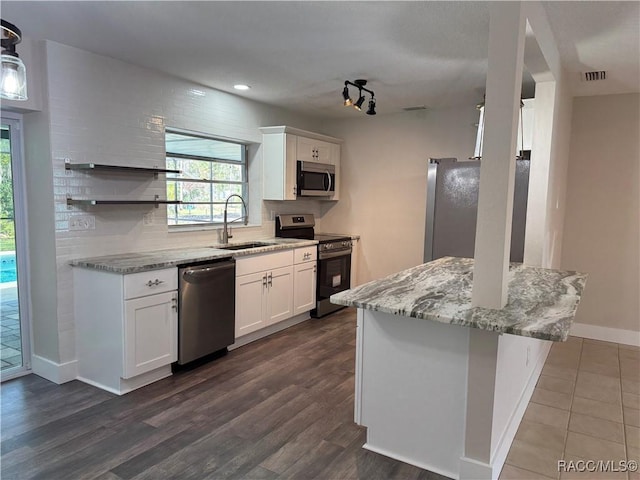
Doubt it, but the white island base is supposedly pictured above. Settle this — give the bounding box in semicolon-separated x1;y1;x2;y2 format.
354;309;551;480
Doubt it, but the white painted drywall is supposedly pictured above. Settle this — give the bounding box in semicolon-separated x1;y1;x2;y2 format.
318;108;478;284
561;93;640;334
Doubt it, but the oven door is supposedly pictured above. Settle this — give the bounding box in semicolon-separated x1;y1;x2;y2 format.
297;161;335;197
313;247;351;317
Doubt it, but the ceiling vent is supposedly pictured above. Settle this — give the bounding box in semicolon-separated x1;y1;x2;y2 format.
582;71;607;82
403;105;428;111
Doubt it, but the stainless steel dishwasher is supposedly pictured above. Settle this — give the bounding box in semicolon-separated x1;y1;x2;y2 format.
177;258;235;365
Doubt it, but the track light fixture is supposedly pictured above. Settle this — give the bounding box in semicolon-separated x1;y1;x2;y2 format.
342;79;376;115
1;19;28;101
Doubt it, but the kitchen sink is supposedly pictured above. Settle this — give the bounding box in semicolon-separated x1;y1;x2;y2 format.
214;242;278;251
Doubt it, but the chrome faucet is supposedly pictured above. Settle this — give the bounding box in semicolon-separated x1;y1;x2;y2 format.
222;194;248;243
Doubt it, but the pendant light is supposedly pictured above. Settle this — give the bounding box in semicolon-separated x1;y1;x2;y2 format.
471;96;525;160
1;19;28;101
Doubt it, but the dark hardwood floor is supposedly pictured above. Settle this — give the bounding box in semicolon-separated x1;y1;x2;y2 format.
1;308;448;480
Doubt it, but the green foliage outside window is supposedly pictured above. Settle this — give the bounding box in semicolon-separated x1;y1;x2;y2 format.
0;134;16;251
165;130;248;226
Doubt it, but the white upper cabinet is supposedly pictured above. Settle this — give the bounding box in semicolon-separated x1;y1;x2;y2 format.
260;126;342;201
296;136;332;164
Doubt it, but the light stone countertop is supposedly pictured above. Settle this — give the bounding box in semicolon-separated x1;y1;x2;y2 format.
330;256;587;342
70;238;318;274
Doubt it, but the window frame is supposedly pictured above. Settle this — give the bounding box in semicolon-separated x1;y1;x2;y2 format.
165;128;249;228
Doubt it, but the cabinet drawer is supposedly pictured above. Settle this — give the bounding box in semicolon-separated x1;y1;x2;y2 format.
236;250;294;276
294;246;317;264
124;268;178;300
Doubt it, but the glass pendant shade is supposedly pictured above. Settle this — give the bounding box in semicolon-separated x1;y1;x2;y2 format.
1;54;27;100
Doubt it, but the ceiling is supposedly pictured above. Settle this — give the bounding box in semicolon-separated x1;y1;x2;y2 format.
3;1;639;119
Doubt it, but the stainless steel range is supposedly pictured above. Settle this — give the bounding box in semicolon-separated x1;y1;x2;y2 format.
275;214;352;317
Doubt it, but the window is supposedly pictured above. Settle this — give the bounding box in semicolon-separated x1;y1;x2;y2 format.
165;130;248;226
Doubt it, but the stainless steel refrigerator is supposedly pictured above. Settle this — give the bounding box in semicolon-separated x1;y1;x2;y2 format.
424;158;530;263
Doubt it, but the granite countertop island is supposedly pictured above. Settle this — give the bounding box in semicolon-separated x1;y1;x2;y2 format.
337;257;588;479
331;256;587;342
70;238;318;274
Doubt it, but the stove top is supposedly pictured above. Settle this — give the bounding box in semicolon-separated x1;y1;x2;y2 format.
275;214;351;250
314;233;352;244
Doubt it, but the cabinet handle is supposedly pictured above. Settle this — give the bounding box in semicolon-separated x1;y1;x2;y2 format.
146;279;165;287
263;275;268;287
313;265;317;273
267;273;273;287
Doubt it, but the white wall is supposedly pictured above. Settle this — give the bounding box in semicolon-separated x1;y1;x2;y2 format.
31;40;326;370
562;93;640;335
319;108;478;284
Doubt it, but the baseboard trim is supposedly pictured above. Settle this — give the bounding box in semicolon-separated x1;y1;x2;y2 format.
230;313;310;350
77;366;173;396
32;355;77;384
488;341;552;479
571;323;640;347
459;456;493;480
363;442;459;480
76;375;122;395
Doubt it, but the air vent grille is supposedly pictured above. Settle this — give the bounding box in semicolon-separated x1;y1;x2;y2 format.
403;105;428;111
583;71;607;82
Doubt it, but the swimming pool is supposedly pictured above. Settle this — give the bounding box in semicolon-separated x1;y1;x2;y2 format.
1;252;17;283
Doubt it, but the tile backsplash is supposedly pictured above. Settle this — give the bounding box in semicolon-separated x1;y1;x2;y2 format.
41;40;325;363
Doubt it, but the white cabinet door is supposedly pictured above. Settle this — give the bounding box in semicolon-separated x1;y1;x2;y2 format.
296;135;316;162
123;290;177;379
297;136;332;164
293;261;317;315
315;140;332;164
266;265;294;325
236;271;268;337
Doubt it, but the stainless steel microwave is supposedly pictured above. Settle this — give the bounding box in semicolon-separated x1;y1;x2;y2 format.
297;161;335;197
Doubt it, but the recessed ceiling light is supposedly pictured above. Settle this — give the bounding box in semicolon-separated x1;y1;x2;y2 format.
234;84;251;91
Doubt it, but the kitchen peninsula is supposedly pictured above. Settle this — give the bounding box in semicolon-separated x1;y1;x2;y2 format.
331;256;587;480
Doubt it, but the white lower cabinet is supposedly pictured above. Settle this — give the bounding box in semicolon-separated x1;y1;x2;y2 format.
266;265;295;324
74;267;178;395
235;262;294;337
123;291;178;379
236;271;269;336
235;248;319;339
293;246;317;315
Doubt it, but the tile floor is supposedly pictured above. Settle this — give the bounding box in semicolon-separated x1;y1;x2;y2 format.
500;336;640;480
0;285;22;371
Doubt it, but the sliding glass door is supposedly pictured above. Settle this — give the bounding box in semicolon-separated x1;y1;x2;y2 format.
1;114;30;380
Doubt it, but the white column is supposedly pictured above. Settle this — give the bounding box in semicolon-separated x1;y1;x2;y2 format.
472;2;526;309
460;329;500;480
523;81;556;267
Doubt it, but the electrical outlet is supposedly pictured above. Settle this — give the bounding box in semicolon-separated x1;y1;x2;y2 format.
69;215;95;231
143;211;154;226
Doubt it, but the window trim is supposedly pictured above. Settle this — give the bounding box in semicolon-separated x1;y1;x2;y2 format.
165;128;249;227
